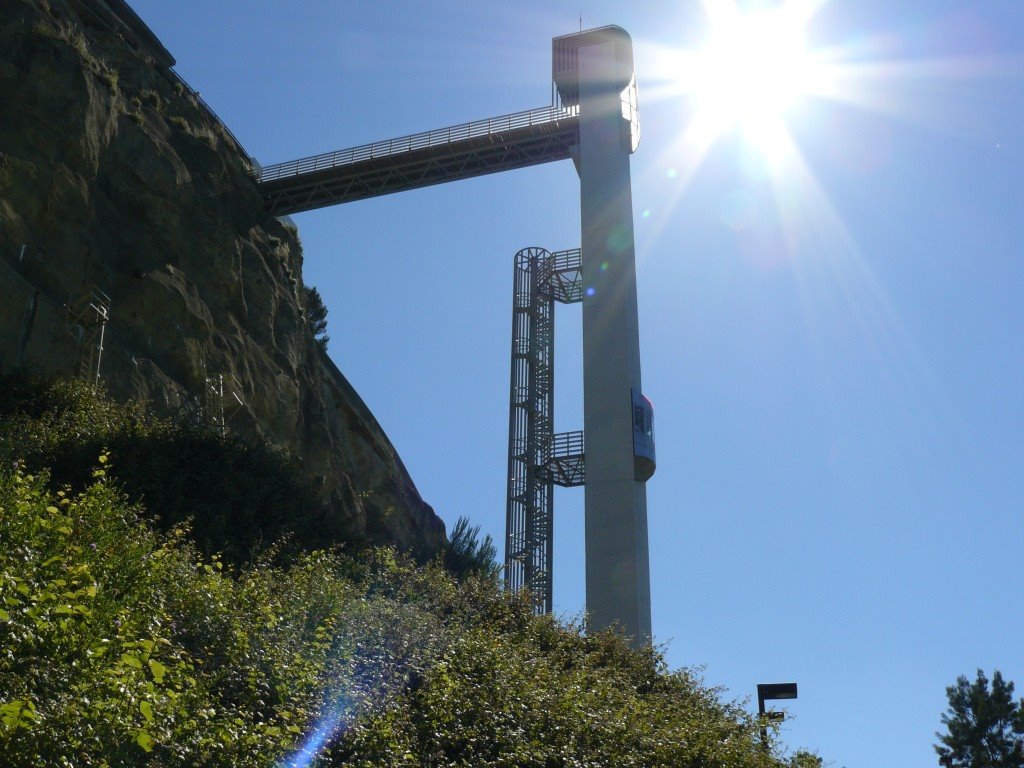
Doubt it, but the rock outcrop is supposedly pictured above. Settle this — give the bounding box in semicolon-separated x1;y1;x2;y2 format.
0;0;446;558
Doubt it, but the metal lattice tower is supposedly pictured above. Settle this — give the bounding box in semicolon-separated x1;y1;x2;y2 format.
66;287;110;392
505;247;584;615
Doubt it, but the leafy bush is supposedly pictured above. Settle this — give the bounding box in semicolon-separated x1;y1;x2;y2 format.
0;374;341;563
0;462;792;767
0;375;807;766
0;464;403;766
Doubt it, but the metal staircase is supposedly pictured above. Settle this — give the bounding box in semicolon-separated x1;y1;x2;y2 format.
504;247;585;615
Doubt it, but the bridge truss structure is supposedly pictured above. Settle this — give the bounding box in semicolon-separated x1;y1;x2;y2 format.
257;106;579;216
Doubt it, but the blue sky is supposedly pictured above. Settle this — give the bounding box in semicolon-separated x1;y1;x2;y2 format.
128;1;1023;765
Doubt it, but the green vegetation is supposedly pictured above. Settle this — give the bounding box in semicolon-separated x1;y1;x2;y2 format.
99;67;119;93
441;516;499;581
304;284;330;353
936;669;1024;767
0;375;345;563
140;89;163;111
787;751;824;768
0;377;804;766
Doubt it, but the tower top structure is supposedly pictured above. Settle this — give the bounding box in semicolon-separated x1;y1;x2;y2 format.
553;25;634;107
553;26;641;156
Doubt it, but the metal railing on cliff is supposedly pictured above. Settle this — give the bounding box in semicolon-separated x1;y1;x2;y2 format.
161;68;253;165
75;0;253;165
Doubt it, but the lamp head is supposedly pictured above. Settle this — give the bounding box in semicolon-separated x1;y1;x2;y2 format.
757;682;798;701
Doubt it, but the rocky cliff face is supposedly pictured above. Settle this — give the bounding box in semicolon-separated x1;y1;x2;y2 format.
0;0;446;558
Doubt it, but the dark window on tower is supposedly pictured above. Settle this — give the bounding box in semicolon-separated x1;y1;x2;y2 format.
634;405;651;437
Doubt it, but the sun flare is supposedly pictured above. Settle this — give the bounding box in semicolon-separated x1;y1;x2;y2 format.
686;0;825;160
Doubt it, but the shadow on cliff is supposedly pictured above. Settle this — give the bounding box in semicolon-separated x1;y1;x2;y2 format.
0;372;369;564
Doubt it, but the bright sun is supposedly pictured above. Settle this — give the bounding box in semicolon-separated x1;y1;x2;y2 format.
687;0;824;161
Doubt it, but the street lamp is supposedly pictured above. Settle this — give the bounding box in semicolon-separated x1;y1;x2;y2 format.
757;682;798;751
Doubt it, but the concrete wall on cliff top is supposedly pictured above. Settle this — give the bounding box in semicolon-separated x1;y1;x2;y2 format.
0;0;446;558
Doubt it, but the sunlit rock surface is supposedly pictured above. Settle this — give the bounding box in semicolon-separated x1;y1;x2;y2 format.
0;0;445;558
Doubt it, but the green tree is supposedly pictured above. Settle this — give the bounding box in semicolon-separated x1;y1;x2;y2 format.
788;750;824;768
441;516;499;580
304;284;330;351
935;669;1024;768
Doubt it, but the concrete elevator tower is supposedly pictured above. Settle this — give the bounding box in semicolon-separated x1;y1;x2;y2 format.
555;27;653;642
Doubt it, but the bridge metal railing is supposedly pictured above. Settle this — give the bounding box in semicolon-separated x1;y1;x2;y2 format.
164;69;252;163
76;0;253;163
257;104;579;183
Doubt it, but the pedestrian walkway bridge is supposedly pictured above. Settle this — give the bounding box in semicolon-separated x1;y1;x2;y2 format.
256;105;580;216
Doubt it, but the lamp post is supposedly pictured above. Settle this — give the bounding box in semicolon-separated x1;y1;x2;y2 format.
757;682;798;751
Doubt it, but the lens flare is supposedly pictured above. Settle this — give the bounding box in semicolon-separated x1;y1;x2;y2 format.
280;698;351;768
